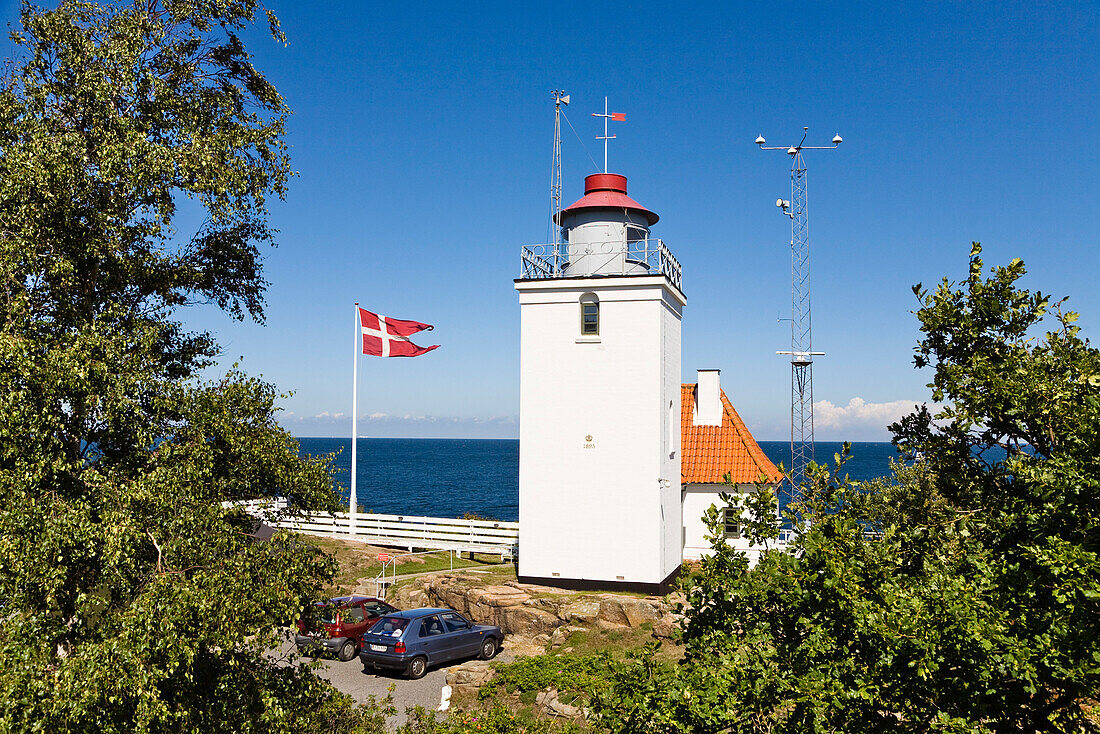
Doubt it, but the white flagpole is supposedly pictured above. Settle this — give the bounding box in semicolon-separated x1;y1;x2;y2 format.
350;302;359;538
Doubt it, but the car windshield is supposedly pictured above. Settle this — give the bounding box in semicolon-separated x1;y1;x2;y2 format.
363;600;393;617
370;616;411;637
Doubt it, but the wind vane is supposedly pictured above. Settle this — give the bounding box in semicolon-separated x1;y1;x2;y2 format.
592;96;625;173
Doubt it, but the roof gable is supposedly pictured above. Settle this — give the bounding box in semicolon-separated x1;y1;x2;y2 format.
681;384;782;485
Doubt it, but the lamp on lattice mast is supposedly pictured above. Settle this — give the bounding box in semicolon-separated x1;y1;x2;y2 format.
549;90;569;245
756;127;842;501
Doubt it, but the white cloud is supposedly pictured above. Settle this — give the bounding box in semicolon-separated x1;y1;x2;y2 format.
814;397;925;432
277;410;518;438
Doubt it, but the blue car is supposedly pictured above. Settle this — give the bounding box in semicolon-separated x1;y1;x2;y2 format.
359;608;503;679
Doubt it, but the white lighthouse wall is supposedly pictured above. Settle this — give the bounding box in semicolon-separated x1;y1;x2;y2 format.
660;295;683;576
517;276;684;587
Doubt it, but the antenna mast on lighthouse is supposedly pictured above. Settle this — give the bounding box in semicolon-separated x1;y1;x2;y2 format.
592;96;625;173
549;90;569;244
756;127;843;501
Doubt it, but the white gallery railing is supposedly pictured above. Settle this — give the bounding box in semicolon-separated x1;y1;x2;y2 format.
520;238;682;291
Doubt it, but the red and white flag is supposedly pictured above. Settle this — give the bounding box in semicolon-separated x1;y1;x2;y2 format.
358;308;439;357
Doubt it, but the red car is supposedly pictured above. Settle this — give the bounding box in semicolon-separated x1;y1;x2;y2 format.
296;595;398;661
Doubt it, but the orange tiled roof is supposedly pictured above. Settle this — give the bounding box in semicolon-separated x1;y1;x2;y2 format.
681;384;782;485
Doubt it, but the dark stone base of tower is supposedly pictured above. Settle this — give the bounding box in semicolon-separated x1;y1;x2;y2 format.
518;566;680;596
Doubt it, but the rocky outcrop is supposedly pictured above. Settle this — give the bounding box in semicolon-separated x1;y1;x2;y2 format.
535;689;584;719
618;597;662;627
389;573;681;641
446;660;497;699
549;625;588;649
429;577;680;727
445;664;585;721
560;600;601;624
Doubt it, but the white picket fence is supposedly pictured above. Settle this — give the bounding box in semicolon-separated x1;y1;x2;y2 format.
269;510;519;560
221;497;290;519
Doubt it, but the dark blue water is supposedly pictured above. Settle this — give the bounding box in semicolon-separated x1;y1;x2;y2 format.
761;441;901;486
296;438;900;522
299;438;521;521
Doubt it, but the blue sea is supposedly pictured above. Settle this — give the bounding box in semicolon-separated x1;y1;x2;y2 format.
297;438;900;522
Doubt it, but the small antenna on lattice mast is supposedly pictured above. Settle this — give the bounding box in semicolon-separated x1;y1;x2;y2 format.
550;90;569;244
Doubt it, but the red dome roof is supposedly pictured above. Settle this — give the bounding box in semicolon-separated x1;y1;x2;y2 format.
556;173;659;226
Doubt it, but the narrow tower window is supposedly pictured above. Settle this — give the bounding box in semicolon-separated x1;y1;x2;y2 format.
626;225;647;256
668;399;678;458
580;294;599;335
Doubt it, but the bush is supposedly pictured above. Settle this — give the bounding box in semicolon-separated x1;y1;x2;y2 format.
590;245;1100;733
480;653;611;700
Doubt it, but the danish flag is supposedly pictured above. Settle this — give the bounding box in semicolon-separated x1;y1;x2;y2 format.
358;308;439;358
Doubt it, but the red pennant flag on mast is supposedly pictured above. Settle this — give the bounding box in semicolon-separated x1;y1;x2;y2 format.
358;308;439;357
592;97;626;173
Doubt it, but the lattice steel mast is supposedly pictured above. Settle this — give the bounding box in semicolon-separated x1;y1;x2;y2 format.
756;128;842;499
549;91;569;244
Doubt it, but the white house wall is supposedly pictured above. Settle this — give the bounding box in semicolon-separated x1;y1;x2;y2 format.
682;483;762;561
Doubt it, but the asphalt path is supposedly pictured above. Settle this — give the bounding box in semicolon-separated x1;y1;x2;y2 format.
276;639;515;726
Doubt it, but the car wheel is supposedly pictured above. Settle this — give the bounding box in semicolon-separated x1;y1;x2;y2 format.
479;637;498;660
337;639;357;662
407;656;428;680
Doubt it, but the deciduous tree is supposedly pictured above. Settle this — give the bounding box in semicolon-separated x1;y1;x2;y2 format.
0;1;357;730
593;244;1100;733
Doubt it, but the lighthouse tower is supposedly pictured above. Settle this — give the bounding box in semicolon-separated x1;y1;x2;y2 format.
515;173;685;593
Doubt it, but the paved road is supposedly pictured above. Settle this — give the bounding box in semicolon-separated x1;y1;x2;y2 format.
277;639;515;726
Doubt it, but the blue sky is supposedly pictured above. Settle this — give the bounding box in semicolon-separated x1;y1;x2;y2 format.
4;1;1099;440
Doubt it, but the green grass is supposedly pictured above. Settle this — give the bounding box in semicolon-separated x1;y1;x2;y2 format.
553;626;681;662
298;533;512;596
387;561;519;598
